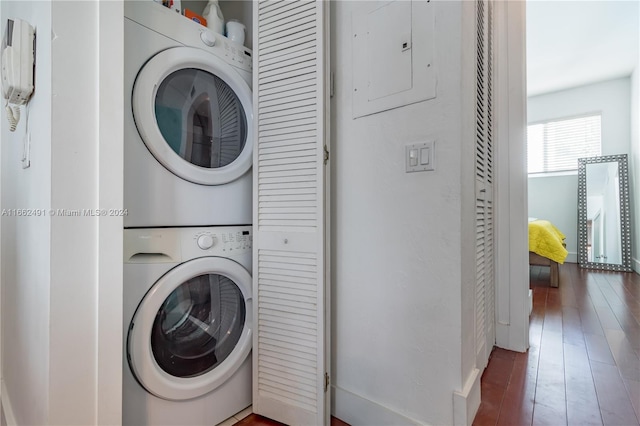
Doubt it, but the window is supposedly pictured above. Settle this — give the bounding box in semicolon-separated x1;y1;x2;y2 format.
527;114;601;174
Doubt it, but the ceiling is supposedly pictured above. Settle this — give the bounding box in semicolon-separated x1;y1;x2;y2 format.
526;0;640;97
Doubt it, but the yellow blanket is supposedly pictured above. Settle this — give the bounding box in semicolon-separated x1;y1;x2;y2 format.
528;220;568;264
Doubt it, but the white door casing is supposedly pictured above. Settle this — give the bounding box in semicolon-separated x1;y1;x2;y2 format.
494;0;529;353
475;0;496;370
252;1;330;425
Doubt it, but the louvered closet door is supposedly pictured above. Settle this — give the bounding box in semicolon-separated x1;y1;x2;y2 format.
253;1;330;425
475;0;495;370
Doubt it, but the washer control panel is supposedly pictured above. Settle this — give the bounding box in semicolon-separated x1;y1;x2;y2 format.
188;226;252;256
124;226;252;263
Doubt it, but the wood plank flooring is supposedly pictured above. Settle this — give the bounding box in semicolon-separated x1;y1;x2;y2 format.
233;415;349;426
229;263;640;426
474;263;640;426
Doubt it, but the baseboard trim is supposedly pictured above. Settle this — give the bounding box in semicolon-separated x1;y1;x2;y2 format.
453;368;481;426
332;385;426;426
566;252;578;263
1;381;17;426
632;257;640;274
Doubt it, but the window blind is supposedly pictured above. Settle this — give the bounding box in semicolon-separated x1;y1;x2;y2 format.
527;114;601;174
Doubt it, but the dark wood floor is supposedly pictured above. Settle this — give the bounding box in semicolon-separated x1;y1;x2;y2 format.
233;263;640;426
234;415;349;426
474;263;640;426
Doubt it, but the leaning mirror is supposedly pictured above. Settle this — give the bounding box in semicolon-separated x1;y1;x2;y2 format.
578;154;632;271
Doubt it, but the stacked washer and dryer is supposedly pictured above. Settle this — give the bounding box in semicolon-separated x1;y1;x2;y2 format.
123;2;254;425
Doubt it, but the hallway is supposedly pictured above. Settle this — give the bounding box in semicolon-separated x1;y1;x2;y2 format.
474;263;640;425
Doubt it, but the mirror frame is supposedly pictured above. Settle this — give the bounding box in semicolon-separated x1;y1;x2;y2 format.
578;154;632;272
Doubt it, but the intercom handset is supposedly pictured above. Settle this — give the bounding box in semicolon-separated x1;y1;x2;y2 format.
1;18;35;132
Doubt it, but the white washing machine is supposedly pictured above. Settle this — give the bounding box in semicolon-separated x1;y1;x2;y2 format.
123;226;253;425
124;1;253;228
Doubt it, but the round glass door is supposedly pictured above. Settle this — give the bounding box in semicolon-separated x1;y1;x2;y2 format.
152;273;246;378
155;69;247;170
132;47;253;186
128;257;252;401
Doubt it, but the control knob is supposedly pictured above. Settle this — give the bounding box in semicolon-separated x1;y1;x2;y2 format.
200;30;216;47
197;234;215;250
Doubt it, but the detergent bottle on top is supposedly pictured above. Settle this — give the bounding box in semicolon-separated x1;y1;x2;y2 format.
203;0;224;35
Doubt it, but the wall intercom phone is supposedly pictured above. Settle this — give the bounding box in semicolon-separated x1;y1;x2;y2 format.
1;18;35;132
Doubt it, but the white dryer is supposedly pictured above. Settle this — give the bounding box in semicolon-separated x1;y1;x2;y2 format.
123;226;252;425
124;1;253;227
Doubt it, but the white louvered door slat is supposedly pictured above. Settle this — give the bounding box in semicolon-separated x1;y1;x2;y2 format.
484;0;496;362
475;0;495;370
253;1;330;425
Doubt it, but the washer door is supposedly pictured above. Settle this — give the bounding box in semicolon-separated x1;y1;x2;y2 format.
128;257;252;401
132;46;253;185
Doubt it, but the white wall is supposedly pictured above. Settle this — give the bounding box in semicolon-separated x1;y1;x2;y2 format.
0;2;123;424
330;2;476;424
1;3;53;424
527;77;632;262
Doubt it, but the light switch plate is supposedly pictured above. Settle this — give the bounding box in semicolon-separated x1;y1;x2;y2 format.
405;140;435;173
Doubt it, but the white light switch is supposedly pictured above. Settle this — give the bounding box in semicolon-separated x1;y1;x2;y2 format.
409;149;419;167
406;140;435;173
420;147;430;165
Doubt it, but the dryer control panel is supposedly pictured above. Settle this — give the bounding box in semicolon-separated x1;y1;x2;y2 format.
124;1;253;75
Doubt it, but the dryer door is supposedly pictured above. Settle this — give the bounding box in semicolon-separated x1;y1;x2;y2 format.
132;46;253;185
128;257;252;401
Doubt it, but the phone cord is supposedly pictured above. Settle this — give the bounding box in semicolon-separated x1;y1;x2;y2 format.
6;103;20;132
